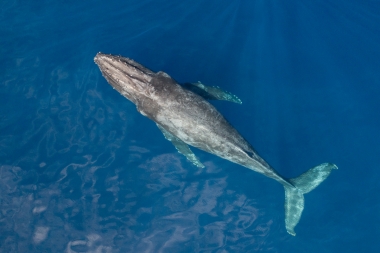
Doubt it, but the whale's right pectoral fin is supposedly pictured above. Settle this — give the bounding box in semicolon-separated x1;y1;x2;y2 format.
182;81;242;104
156;124;204;168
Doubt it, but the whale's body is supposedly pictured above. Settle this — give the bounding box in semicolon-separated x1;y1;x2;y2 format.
94;52;337;235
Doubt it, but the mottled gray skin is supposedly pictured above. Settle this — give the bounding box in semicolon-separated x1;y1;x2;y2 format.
94;53;337;236
94;52;292;187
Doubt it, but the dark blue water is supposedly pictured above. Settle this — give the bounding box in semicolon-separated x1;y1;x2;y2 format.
1;0;379;252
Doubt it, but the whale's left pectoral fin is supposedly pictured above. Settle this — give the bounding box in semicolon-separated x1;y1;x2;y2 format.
156;124;205;168
182;81;242;104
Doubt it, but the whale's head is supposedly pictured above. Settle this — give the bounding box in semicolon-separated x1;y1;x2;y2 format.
94;52;155;104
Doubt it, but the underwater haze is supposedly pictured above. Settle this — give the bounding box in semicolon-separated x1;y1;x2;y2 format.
1;0;379;252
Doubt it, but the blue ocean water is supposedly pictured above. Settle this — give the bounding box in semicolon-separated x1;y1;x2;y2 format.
1;0;379;252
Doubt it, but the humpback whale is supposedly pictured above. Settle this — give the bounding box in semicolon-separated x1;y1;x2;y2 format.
94;52;337;236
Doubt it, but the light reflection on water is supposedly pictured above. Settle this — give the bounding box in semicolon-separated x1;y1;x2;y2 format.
1;151;274;252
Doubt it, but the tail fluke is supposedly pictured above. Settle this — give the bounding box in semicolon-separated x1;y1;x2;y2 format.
284;163;338;236
284;185;304;236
